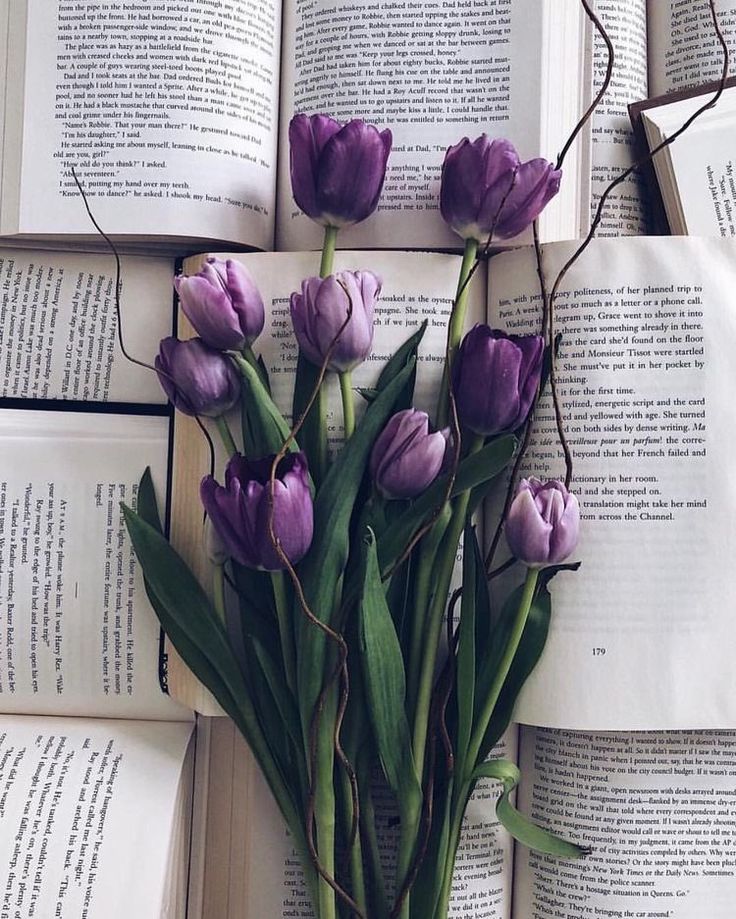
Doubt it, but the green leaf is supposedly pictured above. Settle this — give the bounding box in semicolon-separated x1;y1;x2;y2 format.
136;467;162;531
374;320;426;400
250;636;303;759
292;353;327;488
238;354;296;457
377;435;516;576
474;759;588;858
477;581;552;759
296;357;416;737
358;530;421;806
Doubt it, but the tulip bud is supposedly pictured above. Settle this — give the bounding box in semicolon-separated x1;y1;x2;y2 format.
505;478;580;568
174;257;265;351
289;114;392;227
200;452;314;571
290;270;380;372
370;409;449;500
453;325;543;436
155;337;240;417
440;136;561;242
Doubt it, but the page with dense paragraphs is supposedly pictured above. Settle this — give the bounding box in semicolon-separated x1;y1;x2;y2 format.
486;236;736;730
0;248;172;403
7;0;281;248
276;0;586;250
0;715;193;919
0;409;189;721
193;718;516;919
512;726;736;919
647;0;736;97
589;0;650;236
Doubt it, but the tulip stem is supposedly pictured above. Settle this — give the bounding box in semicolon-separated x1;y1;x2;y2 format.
437;237;479;427
320;225;339;278
466;566;539;771
213;562;226;624
271;571;296;694
215;415;238;457
241;343;269;392
339;371;355;439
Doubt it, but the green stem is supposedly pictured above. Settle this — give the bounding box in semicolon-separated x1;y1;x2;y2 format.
215;415;237;457
271;571;296;694
339;769;367;917
320;225;339;278
241;343;268;391
339;370;355;439
359;777;389;918
437;237;479;427
315;689;338;919
466;566;539;771
212;563;226;625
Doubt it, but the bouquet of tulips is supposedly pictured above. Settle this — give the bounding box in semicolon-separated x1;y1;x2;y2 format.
123;115;585;919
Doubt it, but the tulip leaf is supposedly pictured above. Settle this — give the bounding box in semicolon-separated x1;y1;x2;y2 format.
296;357;416;738
358;530;421;805
374;320;426;410
476;581;552;761
292;353;327;488
136;467;162;532
377;435;515;576
356;387;379;403
238;354;297;457
249;635;303;763
473;759;588;858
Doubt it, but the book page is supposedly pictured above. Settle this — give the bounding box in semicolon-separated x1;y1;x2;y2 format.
0;409;188;722
589;0;650;236
643;87;736;236
0;714;193;919
0;249;172;403
276;0;585;250
487;236;736;729
647;0;736;97
11;0;281;248
194;717;516;918
513;726;736;919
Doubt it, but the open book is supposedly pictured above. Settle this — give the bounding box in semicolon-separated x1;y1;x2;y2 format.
0;247;195;918
170;236;736;915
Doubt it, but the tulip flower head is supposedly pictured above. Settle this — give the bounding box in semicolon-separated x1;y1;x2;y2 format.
155;337;240;417
200;452;314;571
370;409;449;500
174;257;265;352
289;114;392;227
440;136;561;242
505;478;580;568
290;270;380;372
453;325;543;436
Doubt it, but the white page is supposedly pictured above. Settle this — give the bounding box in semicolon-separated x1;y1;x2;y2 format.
0;409;188;721
513;726;736;918
0;249;172;402
589;0;650;236
0;714;193;919
13;0;281;248
486;236;736;729
276;1;582;251
643;87;736;236
648;0;736;96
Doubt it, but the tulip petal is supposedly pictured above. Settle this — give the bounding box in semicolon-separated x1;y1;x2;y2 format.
289;114;343;221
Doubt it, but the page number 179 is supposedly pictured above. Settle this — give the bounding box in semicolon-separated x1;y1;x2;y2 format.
592;647;606;656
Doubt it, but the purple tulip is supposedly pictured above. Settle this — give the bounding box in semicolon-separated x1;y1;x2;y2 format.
370;409;449;500
453;326;543;436
155;337;240;417
290;270;380;372
174;257;265;352
440;136;561;241
200;452;314;571
289;114;392;226
505;478;580;568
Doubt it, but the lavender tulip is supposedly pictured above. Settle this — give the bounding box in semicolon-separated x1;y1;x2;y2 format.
440;136;561;241
289;114;392;227
155;337;240;417
453;325;543;436
200;452;314;571
505;478;580;567
290;270;380;372
174;257;265;352
370;409;449;500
